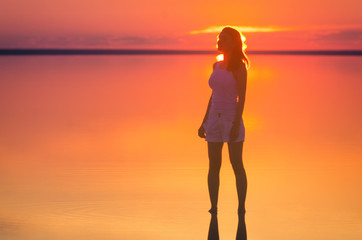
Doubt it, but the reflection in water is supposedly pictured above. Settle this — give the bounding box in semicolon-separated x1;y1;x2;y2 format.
236;211;247;240
207;213;219;240
207;211;247;240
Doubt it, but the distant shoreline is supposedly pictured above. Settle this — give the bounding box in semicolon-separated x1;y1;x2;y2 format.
0;49;361;56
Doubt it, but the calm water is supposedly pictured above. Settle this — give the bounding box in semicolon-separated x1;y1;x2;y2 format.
0;54;361;240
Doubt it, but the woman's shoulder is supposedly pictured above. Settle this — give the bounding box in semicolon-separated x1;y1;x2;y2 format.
213;61;220;70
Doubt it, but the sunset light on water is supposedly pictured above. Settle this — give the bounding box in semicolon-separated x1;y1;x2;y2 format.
1;54;361;239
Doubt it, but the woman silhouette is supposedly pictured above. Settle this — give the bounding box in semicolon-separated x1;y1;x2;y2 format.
198;27;249;219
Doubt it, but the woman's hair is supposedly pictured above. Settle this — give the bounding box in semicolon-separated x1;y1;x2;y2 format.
219;27;250;71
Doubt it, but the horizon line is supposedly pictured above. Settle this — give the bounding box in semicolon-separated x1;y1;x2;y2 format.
0;48;362;56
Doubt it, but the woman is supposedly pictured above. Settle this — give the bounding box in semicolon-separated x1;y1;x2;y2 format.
198;27;249;218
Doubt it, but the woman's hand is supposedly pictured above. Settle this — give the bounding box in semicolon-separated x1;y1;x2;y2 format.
229;123;240;142
198;125;206;138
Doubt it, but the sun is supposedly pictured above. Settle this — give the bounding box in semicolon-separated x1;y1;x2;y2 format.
216;54;224;61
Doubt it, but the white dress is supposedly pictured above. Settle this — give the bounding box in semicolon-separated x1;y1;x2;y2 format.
203;62;245;142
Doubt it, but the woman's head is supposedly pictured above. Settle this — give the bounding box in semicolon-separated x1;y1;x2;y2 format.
217;27;250;70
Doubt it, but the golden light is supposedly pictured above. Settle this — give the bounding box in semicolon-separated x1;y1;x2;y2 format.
190;25;291;34
216;54;224;61
240;33;246;43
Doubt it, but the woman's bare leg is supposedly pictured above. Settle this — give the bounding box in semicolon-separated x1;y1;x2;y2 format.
207;142;223;213
228;141;247;239
227;141;247;212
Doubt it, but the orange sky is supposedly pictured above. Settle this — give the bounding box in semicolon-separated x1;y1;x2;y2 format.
0;0;361;50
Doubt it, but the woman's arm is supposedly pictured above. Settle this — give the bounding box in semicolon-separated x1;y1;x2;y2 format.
201;93;212;127
233;63;247;125
200;62;218;127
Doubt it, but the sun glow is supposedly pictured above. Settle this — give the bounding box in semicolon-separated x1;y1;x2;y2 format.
190;25;291;34
216;54;224;61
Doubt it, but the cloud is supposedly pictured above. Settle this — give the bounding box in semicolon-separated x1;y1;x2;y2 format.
0;25;360;50
194;25;362;50
112;36;180;46
311;29;362;43
0;35;181;48
190;25;292;34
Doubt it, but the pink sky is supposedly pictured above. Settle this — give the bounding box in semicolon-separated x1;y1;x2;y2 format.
0;0;361;50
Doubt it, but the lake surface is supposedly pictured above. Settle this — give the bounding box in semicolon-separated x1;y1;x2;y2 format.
0;54;361;240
